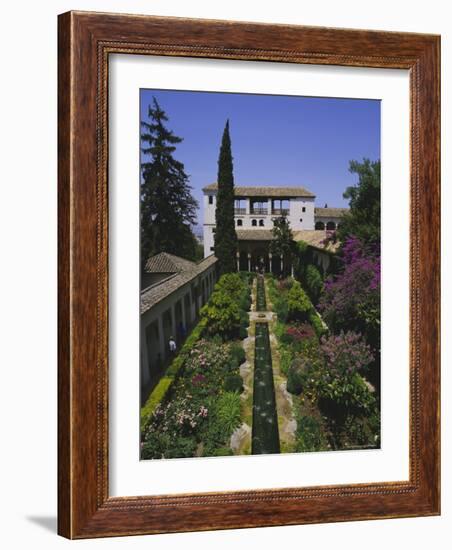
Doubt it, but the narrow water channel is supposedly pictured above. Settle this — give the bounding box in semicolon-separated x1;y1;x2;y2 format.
256;275;267;311
252;323;280;454
251;277;280;454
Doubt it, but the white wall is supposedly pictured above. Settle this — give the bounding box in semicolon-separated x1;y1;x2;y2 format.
203;192;216;224
203;224;215;257
288;197;315;230
0;1;450;549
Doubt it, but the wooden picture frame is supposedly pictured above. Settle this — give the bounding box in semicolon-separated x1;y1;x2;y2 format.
58;11;440;539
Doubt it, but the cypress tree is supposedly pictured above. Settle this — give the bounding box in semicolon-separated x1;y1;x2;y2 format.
214;120;238;273
140;97;198;266
270;216;294;276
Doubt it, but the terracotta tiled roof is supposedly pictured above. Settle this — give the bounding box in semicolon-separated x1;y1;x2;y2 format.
293;230;340;252
236;229;339;252
144;252;197;273
141;255;218;314
236;229;274;241
314;207;349;218
203;183;315;198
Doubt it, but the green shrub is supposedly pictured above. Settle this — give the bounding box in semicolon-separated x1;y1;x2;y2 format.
141;432;198;460
287;281;312;322
228;342;246;368
140;377;173;431
217;392;242;433
210;446;234;457
201;292;242;339
223;373;244;393
287;363;304;395
309;311;327;337
305;264;323;304
285;337;322;396
295;415;326;452
342;412;380;448
274;299;289;323
201;273;251;340
199;392;241;457
317;331;375;409
279;346;293;376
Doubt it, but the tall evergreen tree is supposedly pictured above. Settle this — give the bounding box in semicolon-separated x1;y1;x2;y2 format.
140;97;198;265
214;120;238;273
270;216;294;276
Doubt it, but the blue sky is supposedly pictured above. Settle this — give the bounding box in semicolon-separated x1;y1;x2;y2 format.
140;89;380;230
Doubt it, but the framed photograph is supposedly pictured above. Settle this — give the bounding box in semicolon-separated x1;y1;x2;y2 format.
58;11;440;538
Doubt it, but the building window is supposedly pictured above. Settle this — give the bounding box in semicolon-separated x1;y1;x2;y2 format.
210;246;214;251
299;218;303;223
237;219;243;226
212;227;216;234
259;219;264;227
234;198;247;214
252;219;257;227
302;206;306;212
208;195;213;205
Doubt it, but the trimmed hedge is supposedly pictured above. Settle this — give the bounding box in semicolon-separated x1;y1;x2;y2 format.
309;310;327;338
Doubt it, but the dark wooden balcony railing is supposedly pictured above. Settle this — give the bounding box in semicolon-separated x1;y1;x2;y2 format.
234;208;247;215
250;208;269;215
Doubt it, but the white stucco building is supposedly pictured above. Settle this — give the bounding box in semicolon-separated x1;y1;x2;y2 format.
202;183;348;272
140;252;217;401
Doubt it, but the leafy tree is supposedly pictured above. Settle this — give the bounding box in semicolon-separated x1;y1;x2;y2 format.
270;216;294;276
140;97;198;265
201;291;242;339
214;120;238;273
201;273;250;339
287;281;312;322
336;159;381;246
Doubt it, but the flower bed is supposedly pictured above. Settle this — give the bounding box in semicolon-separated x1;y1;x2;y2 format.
141;338;246;459
141;272;251;459
266;274;379;452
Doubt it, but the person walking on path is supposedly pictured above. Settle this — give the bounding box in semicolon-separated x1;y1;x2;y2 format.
168;336;177;356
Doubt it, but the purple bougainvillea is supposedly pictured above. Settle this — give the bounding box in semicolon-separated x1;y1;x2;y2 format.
319;236;380;351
